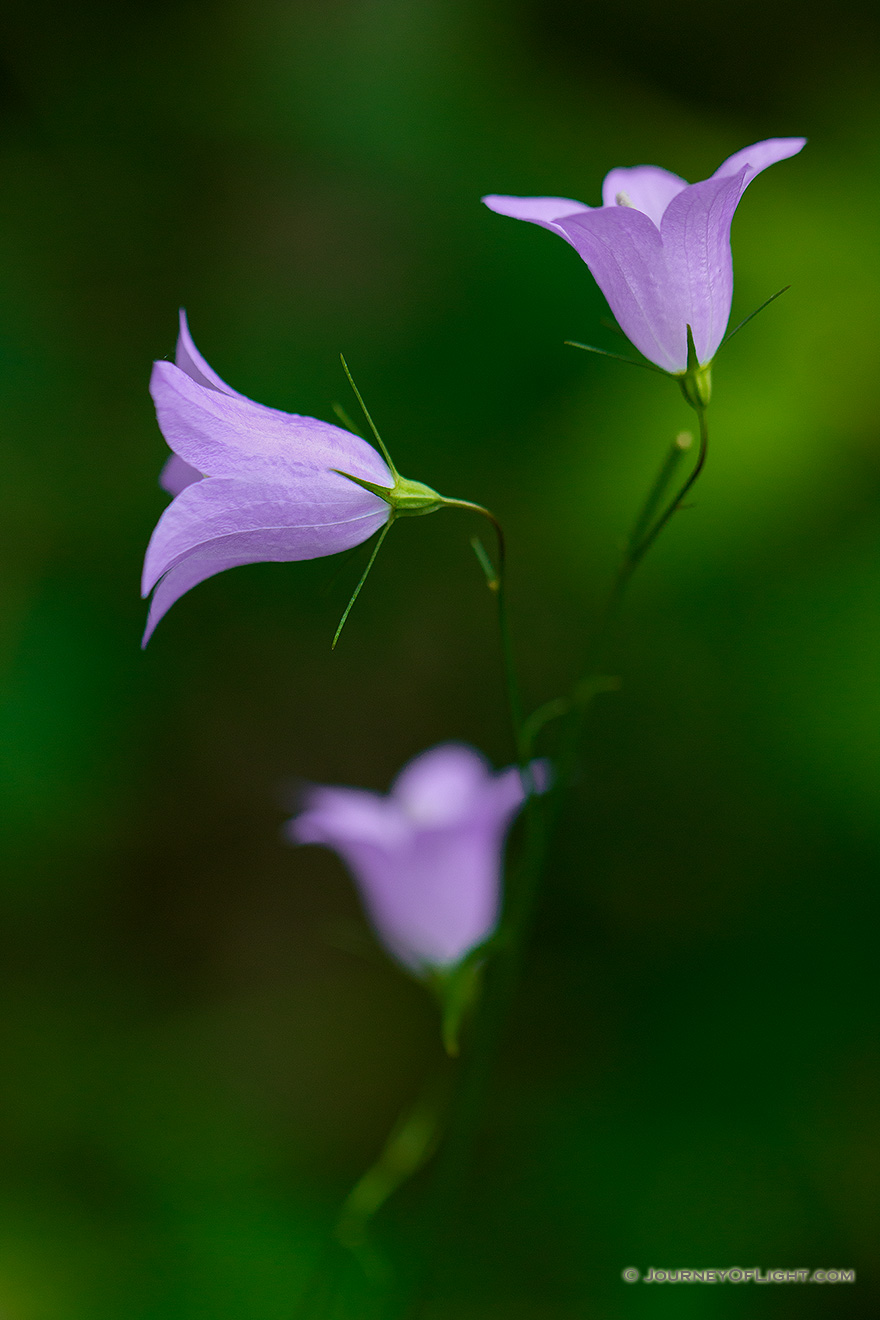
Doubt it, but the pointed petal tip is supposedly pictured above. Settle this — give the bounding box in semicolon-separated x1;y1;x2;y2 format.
481;194;590;225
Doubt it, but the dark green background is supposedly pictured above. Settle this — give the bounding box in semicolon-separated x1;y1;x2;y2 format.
0;0;877;1315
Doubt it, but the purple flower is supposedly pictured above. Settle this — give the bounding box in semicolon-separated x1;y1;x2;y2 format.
287;744;545;973
483;138;805;374
142;313;441;645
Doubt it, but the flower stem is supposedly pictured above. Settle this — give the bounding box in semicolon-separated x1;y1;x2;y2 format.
293;1066;453;1319
335;1068;453;1254
596;405;708;649
542;402;710;849
625;430;694;559
441;499;528;770
403;404;714;1320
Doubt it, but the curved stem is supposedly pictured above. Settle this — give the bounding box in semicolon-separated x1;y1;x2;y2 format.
626;403;709;578
293;1065;454;1319
407;407;713;1320
597;404;708;652
441;498;528;770
564;404;708;696
541;404;711;855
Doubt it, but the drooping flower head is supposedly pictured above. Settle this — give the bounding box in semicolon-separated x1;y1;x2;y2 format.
142;313;445;645
483;138;805;374
287;743;546;973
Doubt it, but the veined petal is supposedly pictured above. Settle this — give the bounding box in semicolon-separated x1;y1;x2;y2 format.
174;310;252;399
150;360;394;488
141;474;389;641
600;165;688;226
143;472;389;593
660;168;747;365
159;452;202;496
481;194;591;229
712;137;806;186
555;206;685;372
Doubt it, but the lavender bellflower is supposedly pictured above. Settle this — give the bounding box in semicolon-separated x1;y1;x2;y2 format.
287;743;545;974
483;137;805;374
142;313;443;645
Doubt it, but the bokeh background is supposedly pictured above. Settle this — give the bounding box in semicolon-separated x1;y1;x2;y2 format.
1;0;878;1316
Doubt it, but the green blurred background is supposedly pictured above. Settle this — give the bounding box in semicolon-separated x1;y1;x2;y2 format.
0;0;877;1315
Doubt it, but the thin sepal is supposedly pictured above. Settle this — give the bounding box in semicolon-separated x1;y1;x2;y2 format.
566;340;666;374
339;354;399;477
331;401;363;436
335;468;448;520
331;518;394;649
721;285;790;347
679;325;712;410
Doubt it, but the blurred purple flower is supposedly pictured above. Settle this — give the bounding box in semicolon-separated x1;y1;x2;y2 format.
287;743;546;973
483;137;805;374
141;312;396;645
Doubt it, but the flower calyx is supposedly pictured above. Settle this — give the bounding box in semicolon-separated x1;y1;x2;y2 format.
335;468;446;518
677;324;712;411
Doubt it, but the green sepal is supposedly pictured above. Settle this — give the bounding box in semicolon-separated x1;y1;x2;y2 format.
721;285;790;348
565;339;665;374
678;324;712;411
333;468;445;517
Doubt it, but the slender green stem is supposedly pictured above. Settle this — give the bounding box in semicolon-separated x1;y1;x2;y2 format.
405;404;714;1320
293;1066;454;1320
625;431;693;558
441;498;528;769
596;403;708;658
630;404;708;567
335;1067;454;1254
539;404;711;855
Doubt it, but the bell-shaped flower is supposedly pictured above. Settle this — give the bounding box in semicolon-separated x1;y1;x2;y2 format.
287;743;545;974
483;137;805;375
142;313;446;645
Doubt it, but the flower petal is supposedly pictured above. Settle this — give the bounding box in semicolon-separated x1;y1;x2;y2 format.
712;137;806;186
143;471;389;593
658;170;748;366
174;310;252;399
289;787;408;851
297;813;502;970
141;474;389;642
289;744;548;969
353;821;504;968
159;452;202;496
150;360;394;488
392;743;493;827
555;206;685;372
481;194;591;229
600;165;688;226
